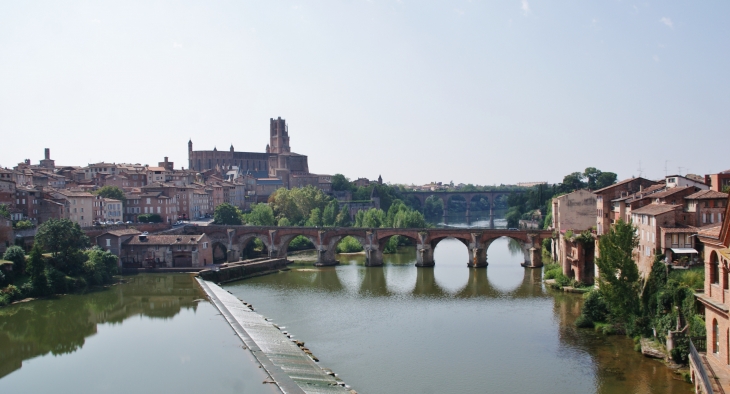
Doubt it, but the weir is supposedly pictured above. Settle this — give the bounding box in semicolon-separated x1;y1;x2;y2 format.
196;278;352;394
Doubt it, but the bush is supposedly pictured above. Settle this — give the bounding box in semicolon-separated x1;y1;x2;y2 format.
288;235;314;251
337;236;363;253
3;245;26;274
138;214;163;223
582;290;609;323
13;220;34;230
575;314;594;328
47;267;69;294
83;247;118;286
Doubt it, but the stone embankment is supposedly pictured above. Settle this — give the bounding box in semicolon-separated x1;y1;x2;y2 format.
196;278;355;394
197;258;289;283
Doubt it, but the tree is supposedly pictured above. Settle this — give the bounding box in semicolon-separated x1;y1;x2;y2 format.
722;185;730;194
26;244;49;296
322;200;338;227
83;247;118;285
331;174;352;191
0;204;9;219
595;219;640;327
561;172;586;193
138;213;163;223
335;204;351;227
35;219;89;274
306;208;323;227
277;217;291;227
595;172;617;189
245;203;275;226
214;203;243;225
13;220;33;230
3;245;26;274
94;186;127;209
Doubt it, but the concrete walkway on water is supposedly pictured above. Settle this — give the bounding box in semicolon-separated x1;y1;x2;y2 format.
196;278;353;394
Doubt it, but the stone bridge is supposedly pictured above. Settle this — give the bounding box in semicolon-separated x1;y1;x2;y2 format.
178;225;551;268
401;190;524;226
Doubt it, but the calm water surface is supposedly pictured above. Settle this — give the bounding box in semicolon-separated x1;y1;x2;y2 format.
226;237;692;394
0;274;277;394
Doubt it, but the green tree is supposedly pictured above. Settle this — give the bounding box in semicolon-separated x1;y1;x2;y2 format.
0;204;9;219
306;208;323;227
83;247;118;285
561;172;586;193
138;213;163;223
322;200;338;226
331;174;353;191
214;203;243;225
26;244;49;296
277;217;291;227
722;185;730;194
94;186;127;210
13;220;34;230
35;219;90;275
595;172;617;189
595;219;640;327
3;245;26;274
244;203;275;226
335;204;351;227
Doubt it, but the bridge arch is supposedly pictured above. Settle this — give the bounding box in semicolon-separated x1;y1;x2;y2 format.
234;233;271;260
211;242;228;264
277;233;318;258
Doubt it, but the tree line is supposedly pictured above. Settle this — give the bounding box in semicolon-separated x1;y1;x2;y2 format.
1;219;119;306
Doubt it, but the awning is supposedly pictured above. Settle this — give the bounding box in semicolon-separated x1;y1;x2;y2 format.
671;248;698;254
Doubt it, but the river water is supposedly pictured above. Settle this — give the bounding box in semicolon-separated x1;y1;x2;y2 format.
0;274;277;394
0;237;692;393
225;238;692;394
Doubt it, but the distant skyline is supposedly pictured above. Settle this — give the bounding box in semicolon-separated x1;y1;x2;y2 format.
1;1;728;185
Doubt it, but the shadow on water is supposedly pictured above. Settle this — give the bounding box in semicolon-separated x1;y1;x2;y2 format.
0;274;203;380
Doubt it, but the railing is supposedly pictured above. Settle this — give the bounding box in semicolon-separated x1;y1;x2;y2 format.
690;338;714;394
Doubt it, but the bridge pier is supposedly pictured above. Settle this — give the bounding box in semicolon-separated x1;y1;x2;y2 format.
365;246;383;267
416;245;435;267
442;209;448;224
315;246;338;267
468;247;487;268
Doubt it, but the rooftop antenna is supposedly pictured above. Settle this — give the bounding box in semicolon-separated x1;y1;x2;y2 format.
664;160;670;177
637;161;643;178
678;167;684;176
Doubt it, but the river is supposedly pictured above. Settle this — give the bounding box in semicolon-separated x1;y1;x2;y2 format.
0;237;692;393
0;274;277;394
225;237;692;394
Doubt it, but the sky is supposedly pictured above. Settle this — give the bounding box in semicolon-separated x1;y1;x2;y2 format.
1;1;728;186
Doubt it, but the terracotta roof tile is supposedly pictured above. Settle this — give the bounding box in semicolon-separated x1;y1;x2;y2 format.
631;204;681;216
125;234;205;246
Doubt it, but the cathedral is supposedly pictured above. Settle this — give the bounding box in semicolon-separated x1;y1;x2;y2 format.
188;117;312;186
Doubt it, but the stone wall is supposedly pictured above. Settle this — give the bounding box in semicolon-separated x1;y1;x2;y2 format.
198;258;289;283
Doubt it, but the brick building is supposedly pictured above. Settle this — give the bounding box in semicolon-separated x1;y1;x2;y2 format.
705;170;730;193
120;233;213;268
551;189;597;283
594;177;659;236
686;190;728;227
692;193;730;392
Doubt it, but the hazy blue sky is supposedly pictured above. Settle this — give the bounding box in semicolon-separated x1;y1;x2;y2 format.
1;1;728;185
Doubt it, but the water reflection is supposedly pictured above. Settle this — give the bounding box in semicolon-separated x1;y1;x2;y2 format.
0;274;203;379
229;235;692;394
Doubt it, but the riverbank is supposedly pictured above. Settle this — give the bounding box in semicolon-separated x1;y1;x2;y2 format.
196;278;354;394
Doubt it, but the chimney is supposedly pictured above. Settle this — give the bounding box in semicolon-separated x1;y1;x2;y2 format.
45;148;50;160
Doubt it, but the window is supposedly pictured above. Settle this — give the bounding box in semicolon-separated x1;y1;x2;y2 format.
203;242;208;249
714;319;720;354
106;239;111;247
713;255;720;284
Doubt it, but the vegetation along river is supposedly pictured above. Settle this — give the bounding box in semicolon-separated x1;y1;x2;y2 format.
0;236;692;393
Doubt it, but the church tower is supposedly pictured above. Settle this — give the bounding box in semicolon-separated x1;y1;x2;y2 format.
269;117;291;154
188;139;193;170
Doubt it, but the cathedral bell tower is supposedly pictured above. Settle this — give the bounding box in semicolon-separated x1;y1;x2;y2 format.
269;117;290;154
